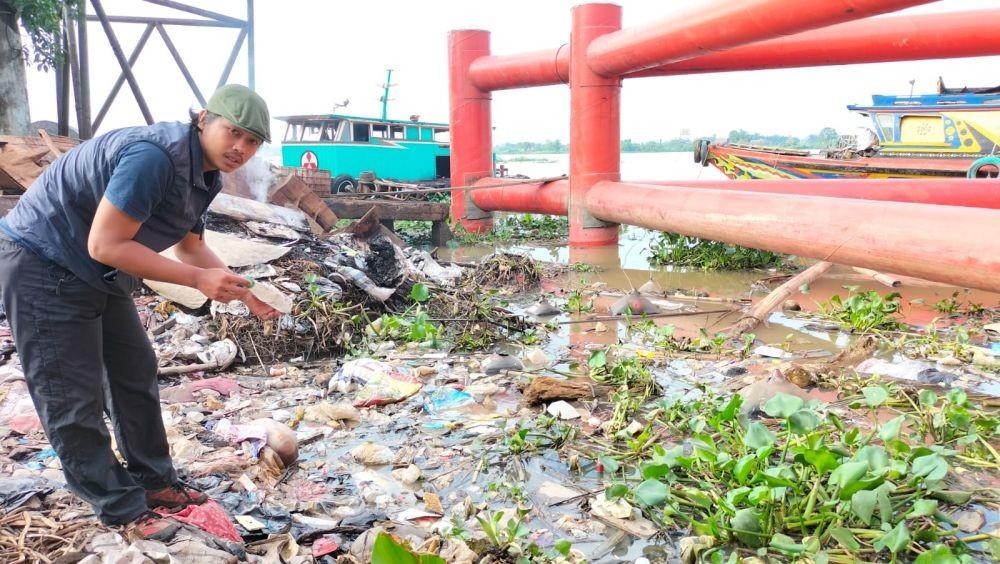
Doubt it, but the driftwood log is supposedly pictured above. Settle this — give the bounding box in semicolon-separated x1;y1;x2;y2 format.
728;261;834;336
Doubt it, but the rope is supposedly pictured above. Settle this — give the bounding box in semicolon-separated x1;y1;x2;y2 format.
329;175;568;198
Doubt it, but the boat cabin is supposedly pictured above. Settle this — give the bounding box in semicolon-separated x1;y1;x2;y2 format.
278;114;451;189
848;91;1000;157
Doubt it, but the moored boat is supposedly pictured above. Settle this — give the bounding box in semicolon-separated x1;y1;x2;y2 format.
697;81;1000;179
278;70;451;193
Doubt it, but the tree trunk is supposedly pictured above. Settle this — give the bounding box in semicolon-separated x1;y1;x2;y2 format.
0;1;30;135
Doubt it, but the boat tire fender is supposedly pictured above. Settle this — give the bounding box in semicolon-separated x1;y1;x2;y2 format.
968;156;1000;178
699;139;711;167
331;174;358;194
692;139;703;163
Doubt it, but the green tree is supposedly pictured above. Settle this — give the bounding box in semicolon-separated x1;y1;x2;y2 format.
0;0;78;134
13;0;77;71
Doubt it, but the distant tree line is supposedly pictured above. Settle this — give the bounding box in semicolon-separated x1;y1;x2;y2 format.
726;127;841;150
495;127;842;154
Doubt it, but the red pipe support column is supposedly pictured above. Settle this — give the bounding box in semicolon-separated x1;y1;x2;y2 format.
585;181;1000;294
448;30;493;233
569;4;621;247
586;0;934;78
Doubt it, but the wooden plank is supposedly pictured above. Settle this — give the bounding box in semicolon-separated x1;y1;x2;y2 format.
431;220;453;246
323;199;449;221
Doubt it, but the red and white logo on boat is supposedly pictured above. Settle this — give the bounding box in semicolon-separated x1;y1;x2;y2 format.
300;151;318;170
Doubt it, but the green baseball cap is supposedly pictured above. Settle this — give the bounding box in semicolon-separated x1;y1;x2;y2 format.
206;84;271;143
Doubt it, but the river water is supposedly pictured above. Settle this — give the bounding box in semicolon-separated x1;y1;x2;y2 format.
438;151;997;352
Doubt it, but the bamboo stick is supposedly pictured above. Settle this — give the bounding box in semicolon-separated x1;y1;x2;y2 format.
728;261;834;336
853;266;901;288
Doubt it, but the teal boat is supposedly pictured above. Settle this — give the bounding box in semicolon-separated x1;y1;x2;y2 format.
277;71;451;193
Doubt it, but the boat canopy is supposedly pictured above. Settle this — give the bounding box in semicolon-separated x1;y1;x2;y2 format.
849;92;1000;114
277;114;449;144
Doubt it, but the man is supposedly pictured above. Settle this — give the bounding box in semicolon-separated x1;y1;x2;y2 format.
0;84;280;538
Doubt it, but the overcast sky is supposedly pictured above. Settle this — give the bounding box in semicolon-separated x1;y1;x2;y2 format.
23;0;1000;145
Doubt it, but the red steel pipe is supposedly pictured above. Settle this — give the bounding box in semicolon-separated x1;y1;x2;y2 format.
470;178;568;215
466;9;999;91
631;9;1000;77
568;4;620;247
447;30;494;233
637;179;1000;209
469;177;1000;212
585;181;1000;294
586;0;933;78
468;46;568;92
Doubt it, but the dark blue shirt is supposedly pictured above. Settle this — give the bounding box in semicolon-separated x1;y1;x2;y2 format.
0;121;221;295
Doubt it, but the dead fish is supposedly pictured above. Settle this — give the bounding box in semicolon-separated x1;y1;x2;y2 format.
638;279;663;296
483;353;523;375
526;299;560;317
609;291;660;316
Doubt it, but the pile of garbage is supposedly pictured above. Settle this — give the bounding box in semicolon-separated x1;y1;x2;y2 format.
146;201;533;369
0;190;998;563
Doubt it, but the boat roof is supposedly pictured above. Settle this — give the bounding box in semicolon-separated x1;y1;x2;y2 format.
848;92;1000;113
275;113;448;128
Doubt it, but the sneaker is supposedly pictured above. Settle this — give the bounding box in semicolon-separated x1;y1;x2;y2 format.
124;511;181;542
145;482;208;510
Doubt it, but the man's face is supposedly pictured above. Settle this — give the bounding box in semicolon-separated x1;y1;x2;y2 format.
198;112;263;173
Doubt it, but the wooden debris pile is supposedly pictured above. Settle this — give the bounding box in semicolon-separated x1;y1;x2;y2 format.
0;132;78;192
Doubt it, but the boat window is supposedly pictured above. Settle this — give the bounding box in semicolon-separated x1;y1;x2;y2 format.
405;126;420;140
334;121;350;142
876;114;895;141
899;115;944;143
300;121;326;142
371;124;389;139
390;125;405;139
420;127;433;141
433;128;450;143
353;122;370;143
317;119;342;142
283;122;297;142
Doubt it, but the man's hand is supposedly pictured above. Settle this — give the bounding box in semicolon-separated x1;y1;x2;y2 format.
194;268;250;302
243;293;282;320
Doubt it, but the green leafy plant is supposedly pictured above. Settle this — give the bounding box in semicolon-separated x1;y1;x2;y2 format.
933;291;963;315
410;282;430;303
442;514;472;542
739;333;756;358
649;232;788;270
585;390;996;562
11;0;78;71
486;480;528;504
476;508;531;552
453;213;567;244
819;286;902;332
565;290;594;314
371;532;445;564
589;349;658;432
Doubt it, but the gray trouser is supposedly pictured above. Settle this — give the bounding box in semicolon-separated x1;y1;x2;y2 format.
0;237;175;525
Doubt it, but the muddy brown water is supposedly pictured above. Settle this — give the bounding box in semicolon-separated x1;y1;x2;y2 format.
439;225;1000;359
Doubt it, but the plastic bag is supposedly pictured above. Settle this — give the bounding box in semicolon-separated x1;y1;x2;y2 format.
343;359;422;407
